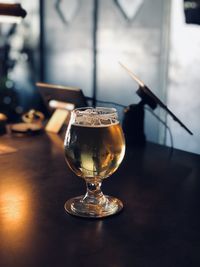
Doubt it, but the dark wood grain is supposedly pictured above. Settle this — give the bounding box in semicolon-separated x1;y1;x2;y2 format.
0;133;200;267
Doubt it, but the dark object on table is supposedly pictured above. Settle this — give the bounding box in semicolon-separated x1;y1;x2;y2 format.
120;63;193;147
123;102;146;146
36;82;87;116
122;85;158;146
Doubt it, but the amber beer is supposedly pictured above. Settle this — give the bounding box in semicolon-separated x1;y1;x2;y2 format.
64;122;125;180
64;108;125;218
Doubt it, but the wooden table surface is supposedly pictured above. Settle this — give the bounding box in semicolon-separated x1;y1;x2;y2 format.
0;132;200;267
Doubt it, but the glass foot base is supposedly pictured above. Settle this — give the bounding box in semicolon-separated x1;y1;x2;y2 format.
64;195;123;218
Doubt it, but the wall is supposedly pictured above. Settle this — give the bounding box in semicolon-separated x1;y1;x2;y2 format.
44;0;170;144
167;0;200;154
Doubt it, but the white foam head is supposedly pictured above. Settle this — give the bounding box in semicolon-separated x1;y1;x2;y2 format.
71;107;118;127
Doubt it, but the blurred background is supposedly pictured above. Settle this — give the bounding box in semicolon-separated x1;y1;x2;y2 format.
0;0;199;154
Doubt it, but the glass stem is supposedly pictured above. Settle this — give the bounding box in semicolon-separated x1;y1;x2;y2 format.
83;181;106;205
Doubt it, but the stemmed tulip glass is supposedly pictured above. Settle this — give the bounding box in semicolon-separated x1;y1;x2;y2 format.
64;107;125;218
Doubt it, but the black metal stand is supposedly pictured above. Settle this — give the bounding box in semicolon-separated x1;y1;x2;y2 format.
122;101;146;147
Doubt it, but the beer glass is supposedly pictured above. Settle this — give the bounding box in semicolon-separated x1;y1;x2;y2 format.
64;107;125;218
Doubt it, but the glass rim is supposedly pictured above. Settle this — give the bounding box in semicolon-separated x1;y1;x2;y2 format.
72;106;117;115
